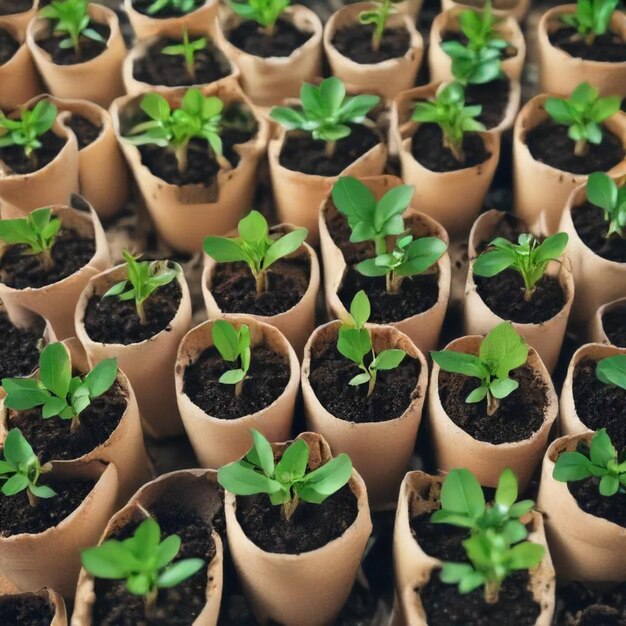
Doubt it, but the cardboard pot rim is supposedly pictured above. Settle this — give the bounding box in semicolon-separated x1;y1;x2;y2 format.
0;18;26;60
596;296;626;342
0;0;37;19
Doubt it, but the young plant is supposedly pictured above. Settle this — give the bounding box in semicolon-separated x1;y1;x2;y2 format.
0;208;61;271
81;517;204;616
270;77;380;158
544;82;620;157
596;354;626;390
203;210;308;295
553;428;626;497
218;429;353;521
411;82;486;162
145;0;199;16
431;322;529;415
337;291;407;396
585;172;626;239
472;232;569;301
560;0;619;46
228;0;290;36
212;320;251;399
359;0;397;52
103;250;180;326
2;343;118;433
0;428;56;508
161;27;207;83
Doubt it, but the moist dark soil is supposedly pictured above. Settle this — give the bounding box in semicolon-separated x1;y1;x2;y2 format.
410;512;469;561
556;581;626;626
279;125;380;176
526;121;624;175
0;27;18;65
474;270;566;323
442;31;517;59
209;257;310;316
66;114;102;150
573;357;626;450
227;18;311;58
8;381;127;461
235;483;358;553
438;364;548;443
131;0;201;18
331;24;410;64
84;278;182;345
36;23;110;65
411;123;490;172
0;131;66;175
572;201;626;263
0;227;96;290
133;37;231;87
0;0;32;15
338;268;439;324
603;304;626;348
465;78;510;129
0;312;43;380
0;594;54;626
549;27;626;63
183;345;289;419
325;202;376;266
568;475;626;527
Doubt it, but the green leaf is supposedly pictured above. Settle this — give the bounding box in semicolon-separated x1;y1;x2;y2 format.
349;372;372;386
439;468;485;518
589;428;617;468
133;518;161;560
275;439;309;484
508;541;544;570
599;474;619;496
3;427;37;467
373;349;406;371
331;177;377;225
83;358;118;398
375;185;413;231
2;473;29;495
39;343;71;400
263;228;308;269
158;559;205;588
596;355;626;390
349;290;370;329
466;386;488;403
238;210;268;247
219;369;245;384
534;233;568;264
587;172;617;212
479;322;528;379
431;350;489;380
473;249;514;277
212;320;240;362
29;483;57;499
217;461;282;496
155;534;181;569
489;377;519;399
248;429;275;478
203;237;247;263
297;453;353;504
553;451;594;482
81;541;135;579
495;468;518;509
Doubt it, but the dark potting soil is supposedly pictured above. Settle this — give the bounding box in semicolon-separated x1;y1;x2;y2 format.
0;130;66;175
308;338;421;423
331;23;411;64
133;37;231;87
568;475;626;527
210;257;310;316
278;125;380;176
573;357;626;451
183;345;289;419
66;114;102;150
338;268;439;324
0;0;32;14
438;364;548;443
84;278;182;345
0;27;18;65
526;121;624;175
131;0;201;18
603;303;626;348
409;512;469;562
0;312;43;380
572;201;626;263
0;594;54;626
465;78;510;129
235;484;358;553
556;581;626;626
0;227;96;290
442;30;517;60
549;27;626;63
36;23;109;65
474;269;566;323
411;123;490;172
8;381;127;461
227;18;311;58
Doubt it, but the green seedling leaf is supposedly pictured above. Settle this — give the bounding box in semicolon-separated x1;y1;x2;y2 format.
0;100;57;161
596;354;626;390
228;0;290;30
211;320;252;397
358;0;398;52
586;172;626;239
161;27;207;82
560;0;619;42
146;0;199;15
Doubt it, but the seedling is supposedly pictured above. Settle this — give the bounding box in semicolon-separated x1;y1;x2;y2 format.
81;517;204;616
585;172;626;239
229;0;290;36
161;27;207;82
203;210;308;294
359;0;397;52
411;82;486;163
553;428;626;496
218;429;353;521
2;342;118;433
544;82;620;157
145;0;199;16
103;250;180;326
431;322;529;415
0;428;56;508
560;0;619;46
0;208;61;271
596;354;626;390
472;232;569;301
212;320;251;398
270;77;380;158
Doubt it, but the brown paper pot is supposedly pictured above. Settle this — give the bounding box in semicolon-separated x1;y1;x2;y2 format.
111;83;269;253
440;0;530;21
324;4;423;101
224;432;372;626
0;0;37;38
0;588;67;625
392;471;555;626
325;209;451;356
0;460;119;597
75;262;192;439
301;321;428;510
214;5;323;107
0;199;111;340
72;468;224;626
428;335;559;491
27;4;125;108
537;433;626;583
590;296;626;345
176;317;299;469
559;182;626;322
514;95;626;234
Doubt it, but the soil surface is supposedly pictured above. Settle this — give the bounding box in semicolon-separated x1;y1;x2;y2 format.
36;23;110;65
325;202;376;266
131;0;201;18
556;581;626;626
66;114;101;150
603;304;626;348
442;30;517;59
332;23;411;64
410;511;470;562
0;594;54;626
0;312;44;380
568;475;626;527
465;78;510;129
572;201;626;263
227;18;311;57
0;131;66;175
549;27;626;62
0;27;18;65
0;0;32;14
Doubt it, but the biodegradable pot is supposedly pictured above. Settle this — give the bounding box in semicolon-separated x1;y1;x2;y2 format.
428;335;559;491
75;262;192;440
0;0;37;38
224;432;372;626
0;588;67;626
72;468;224;626
111;83;269;253
301;321;428;510
214;5;323;106
27;4;125;108
324;3;424;101
537;433;626;582
0;199;111;340
392;471;556;626
176;318;299;469
590;296;626;345
440;0;530;22
0;460;119;598
513;95;626;235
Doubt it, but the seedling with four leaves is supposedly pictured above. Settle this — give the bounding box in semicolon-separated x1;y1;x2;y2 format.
212;320;251;398
560;0;620;46
596;354;626;390
585;172;626;239
145;0;199;16
358;0;398;52
229;0;290;36
161;27;208;83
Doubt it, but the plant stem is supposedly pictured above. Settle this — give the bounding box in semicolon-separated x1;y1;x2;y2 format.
386;271;402;293
486;392;499;416
574;139;588;157
186;55;196;82
70;415;81;433
484;580;500;604
282;494;300;521
234;377;244;399
367;370;376;397
145;589;158;618
444;133;465;163
255;270;266;295
27;490;39;508
40;249;54;271
174;142;189;173
375;237;387;255
136;300;147;325
325;140;336;158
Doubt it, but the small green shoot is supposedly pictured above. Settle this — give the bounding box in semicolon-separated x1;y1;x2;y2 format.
359;0;397;52
161;27;207;83
585;172;626;239
212;320;251;399
596;354;626;390
560;0;619;46
146;0;199;16
228;0;290;36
